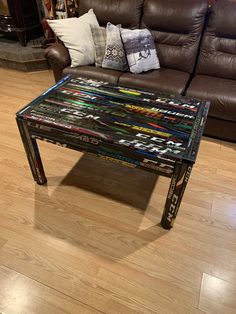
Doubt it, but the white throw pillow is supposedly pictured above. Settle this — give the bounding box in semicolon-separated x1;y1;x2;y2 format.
47;9;99;67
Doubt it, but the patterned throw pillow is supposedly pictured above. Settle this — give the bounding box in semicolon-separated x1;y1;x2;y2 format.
90;25;106;67
120;28;160;74
102;23;128;72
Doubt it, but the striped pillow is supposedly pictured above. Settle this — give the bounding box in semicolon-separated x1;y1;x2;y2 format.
91;25;106;67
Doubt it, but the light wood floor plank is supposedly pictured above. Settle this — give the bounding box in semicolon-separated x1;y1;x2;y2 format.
198;273;236;314
0;265;102;314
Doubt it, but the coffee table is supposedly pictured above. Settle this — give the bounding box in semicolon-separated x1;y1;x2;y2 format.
16;76;209;229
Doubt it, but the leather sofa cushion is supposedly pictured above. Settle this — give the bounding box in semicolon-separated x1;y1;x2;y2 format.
141;0;208;73
203;117;236;142
79;0;143;28
119;68;190;95
62;66;123;84
187;75;236;122
196;0;236;80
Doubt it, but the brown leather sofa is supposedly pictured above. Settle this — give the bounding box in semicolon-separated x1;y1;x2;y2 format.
45;0;236;142
186;0;236;142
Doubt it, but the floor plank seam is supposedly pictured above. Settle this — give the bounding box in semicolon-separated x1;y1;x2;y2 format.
0;263;106;314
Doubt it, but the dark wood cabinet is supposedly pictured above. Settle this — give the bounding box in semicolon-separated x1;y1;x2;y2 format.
0;0;41;46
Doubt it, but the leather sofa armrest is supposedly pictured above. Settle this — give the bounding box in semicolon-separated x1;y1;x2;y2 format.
45;43;71;82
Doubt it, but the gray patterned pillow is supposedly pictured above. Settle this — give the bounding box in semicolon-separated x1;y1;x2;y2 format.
90;25;106;67
102;23;128;72
120;28;160;74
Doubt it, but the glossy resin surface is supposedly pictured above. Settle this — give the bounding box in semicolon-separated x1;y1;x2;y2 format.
17;76;209;176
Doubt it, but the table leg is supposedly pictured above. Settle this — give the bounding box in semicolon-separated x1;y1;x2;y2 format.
16;118;47;185
161;161;193;229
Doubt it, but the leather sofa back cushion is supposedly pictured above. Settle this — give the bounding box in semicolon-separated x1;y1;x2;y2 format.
197;0;236;80
79;0;143;28
141;0;208;73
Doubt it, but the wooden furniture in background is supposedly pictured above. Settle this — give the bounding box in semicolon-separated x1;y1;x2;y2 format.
0;0;42;46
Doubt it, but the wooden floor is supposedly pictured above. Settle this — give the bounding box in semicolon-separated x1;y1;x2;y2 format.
0;68;236;314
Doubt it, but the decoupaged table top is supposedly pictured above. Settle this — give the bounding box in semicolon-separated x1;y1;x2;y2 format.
16;76;209;175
